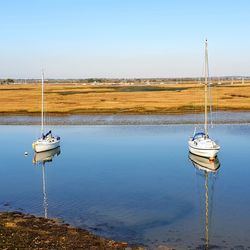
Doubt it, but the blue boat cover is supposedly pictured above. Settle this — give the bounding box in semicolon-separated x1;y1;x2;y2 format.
42;130;52;139
192;132;206;141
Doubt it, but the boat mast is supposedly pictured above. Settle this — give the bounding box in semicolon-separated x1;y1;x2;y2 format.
204;39;209;137
41;71;44;134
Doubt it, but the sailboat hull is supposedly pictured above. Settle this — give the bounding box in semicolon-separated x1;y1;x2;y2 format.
188;140;219;159
32;139;60;153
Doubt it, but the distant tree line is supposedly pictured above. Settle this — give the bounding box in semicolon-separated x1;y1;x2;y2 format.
2;77;249;85
0;79;14;84
86;78;104;83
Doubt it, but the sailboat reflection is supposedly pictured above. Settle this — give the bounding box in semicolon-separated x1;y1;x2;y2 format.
189;152;220;249
33;147;61;218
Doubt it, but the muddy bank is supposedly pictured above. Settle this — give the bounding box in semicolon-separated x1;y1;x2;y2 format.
1;111;250;125
0;212;145;249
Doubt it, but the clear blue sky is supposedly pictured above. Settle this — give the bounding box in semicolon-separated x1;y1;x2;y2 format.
1;0;250;78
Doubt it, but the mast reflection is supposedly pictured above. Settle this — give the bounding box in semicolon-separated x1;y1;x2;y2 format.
33;147;60;218
189;152;220;249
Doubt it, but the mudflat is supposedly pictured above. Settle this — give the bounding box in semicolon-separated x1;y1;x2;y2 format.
0;212;143;249
1;82;250;115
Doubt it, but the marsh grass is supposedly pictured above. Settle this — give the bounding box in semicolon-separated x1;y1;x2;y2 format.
1;82;250;115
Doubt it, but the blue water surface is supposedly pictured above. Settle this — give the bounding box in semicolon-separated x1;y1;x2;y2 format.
0;124;250;249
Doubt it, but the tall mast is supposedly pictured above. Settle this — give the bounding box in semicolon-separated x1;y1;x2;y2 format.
204;39;209;137
41;71;44;134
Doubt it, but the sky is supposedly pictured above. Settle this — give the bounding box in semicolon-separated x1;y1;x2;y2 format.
0;0;250;78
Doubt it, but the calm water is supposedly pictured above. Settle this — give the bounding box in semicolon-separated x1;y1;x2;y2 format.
0;124;250;249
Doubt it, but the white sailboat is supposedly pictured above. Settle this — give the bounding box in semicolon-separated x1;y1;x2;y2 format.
188;39;220;159
32;72;60;152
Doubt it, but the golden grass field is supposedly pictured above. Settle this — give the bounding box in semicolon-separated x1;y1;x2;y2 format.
1;81;250;115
